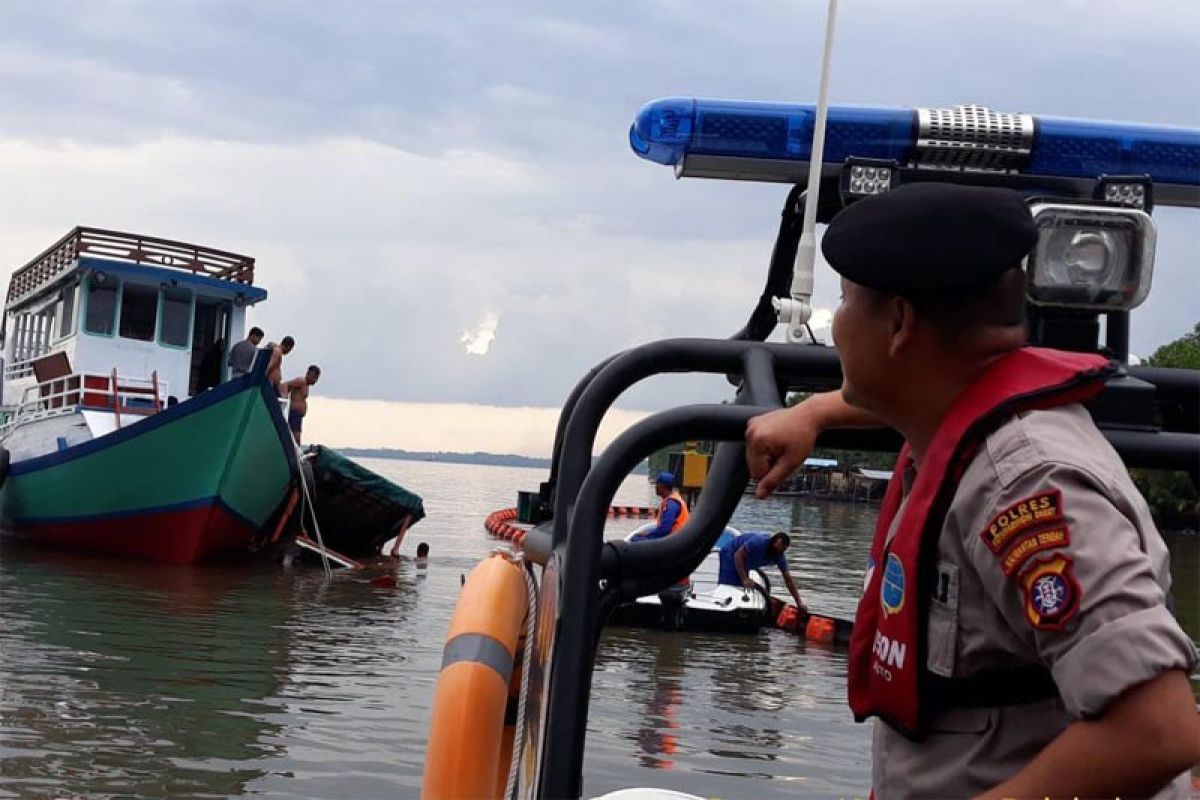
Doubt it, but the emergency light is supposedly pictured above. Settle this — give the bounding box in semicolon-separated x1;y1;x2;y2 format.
629;98;1200;208
1026;201;1156;311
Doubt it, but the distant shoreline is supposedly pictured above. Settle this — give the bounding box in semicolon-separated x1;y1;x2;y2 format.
337;447;651;473
338;448;553;469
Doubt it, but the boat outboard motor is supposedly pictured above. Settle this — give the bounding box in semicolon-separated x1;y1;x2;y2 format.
655;584;689;630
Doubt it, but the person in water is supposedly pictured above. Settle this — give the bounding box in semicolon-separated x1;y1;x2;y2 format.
415;542;429;564
641;472;690;540
717;531;805;613
228;326;264;379
280;365;320;445
266;335;295;395
745;183;1199;799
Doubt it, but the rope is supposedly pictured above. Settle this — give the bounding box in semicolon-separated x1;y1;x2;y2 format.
295;444;332;578
503;557;538;800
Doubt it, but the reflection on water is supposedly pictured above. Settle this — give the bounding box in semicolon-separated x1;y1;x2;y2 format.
0;461;1195;799
0;552;289;797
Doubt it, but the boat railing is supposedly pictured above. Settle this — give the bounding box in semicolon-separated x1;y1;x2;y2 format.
3;357;38;382
0;371;169;438
5;226;256;308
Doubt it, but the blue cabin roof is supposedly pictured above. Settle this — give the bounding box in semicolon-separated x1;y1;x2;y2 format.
5;227;261;312
77;257;268;305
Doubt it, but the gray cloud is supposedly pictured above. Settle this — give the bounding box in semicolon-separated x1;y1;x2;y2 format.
1;0;1197;411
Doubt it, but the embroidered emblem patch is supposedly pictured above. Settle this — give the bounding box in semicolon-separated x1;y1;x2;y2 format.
981;490;1063;554
1000;526;1070;576
1020;554;1080;631
881;553;905;616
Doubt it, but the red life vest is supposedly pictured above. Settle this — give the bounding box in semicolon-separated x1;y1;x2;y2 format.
847;347;1113;738
659;490;690;535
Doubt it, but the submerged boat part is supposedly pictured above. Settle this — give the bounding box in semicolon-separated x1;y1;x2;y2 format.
303;445;426;557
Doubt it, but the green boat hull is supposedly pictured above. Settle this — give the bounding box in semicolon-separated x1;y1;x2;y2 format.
0;368;300;564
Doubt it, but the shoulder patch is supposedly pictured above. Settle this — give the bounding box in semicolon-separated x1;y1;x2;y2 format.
1020;554;1080;631
1000;525;1070;577
980;489;1063;554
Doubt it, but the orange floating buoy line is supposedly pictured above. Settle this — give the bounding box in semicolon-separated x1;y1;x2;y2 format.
768;596;853;646
423;550;535;800
483;506;656;549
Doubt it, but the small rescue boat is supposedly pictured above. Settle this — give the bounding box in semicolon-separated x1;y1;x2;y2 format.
606;527;771;634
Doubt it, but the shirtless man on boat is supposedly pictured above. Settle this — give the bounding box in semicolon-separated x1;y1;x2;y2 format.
266;335;295;395
281;364;320;444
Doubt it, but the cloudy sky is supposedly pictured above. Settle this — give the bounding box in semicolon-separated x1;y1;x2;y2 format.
2;1;1197;455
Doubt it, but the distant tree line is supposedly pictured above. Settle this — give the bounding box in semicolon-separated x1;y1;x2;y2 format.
1130;322;1200;531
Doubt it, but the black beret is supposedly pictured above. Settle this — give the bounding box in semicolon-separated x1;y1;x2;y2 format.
821;183;1037;295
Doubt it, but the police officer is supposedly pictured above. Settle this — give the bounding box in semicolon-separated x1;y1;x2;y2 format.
746;183;1200;799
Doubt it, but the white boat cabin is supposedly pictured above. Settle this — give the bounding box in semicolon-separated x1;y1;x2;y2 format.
0;227;266;457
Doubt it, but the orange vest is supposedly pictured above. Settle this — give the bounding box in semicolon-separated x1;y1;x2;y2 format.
659;490;690;534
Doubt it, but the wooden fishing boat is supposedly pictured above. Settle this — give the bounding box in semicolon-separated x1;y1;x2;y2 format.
0;227;300;563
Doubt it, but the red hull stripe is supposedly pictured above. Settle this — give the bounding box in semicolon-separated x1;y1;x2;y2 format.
7;502;258;564
11;495;259;531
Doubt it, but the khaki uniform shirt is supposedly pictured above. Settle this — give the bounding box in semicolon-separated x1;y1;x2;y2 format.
873;404;1198;800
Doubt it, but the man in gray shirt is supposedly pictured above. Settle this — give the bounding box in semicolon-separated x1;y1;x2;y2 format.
228;327;264;379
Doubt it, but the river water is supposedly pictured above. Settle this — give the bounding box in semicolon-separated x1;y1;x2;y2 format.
0;459;1195;799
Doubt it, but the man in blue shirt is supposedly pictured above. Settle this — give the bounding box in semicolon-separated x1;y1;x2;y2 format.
718;531;806;612
640;472;689;541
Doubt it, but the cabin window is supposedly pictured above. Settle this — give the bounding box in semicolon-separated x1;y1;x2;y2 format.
56;283;77;340
84;276;118;336
119;283;158;341
158;287;192;348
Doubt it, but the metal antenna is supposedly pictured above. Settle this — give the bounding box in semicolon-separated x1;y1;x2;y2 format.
774;0;839;343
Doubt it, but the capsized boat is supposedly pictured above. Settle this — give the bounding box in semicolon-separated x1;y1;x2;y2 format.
0;227;300;564
301;444;426;558
606;526;772;634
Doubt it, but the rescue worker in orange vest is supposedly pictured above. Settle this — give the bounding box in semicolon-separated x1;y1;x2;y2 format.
745;183;1199;799
643;472;690;540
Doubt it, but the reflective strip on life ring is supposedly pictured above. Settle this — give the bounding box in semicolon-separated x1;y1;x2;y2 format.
422;553;528;800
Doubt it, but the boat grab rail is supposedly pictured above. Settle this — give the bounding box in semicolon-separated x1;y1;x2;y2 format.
0;371;169;437
528;334;1200;799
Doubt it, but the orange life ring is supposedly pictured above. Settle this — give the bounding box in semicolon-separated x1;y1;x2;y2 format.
422;553;529;799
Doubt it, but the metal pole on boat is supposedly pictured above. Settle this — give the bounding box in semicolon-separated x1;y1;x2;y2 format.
295;444;333;578
774;0;839;344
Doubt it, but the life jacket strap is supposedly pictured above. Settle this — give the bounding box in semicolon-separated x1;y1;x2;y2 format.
928;664;1058;710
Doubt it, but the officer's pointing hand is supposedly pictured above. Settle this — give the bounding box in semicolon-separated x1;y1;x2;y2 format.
746;405;818;499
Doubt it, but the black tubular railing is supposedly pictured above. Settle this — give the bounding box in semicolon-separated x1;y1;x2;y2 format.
530;332;1200;798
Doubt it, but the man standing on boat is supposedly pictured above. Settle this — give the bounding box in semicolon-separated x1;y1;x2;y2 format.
717;531;806;613
281;365;320;445
266;335;295;395
643;472;690;541
745;184;1200;798
228;326;264;379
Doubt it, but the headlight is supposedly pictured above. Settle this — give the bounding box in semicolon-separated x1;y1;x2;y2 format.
1026;202;1156;311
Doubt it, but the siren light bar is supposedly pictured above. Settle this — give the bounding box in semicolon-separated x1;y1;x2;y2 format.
628;98;1200;208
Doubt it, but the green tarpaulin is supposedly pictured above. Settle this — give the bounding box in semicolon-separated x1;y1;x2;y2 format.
305;446;426;557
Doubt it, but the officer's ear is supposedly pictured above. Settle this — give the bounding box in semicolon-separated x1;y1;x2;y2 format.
886;295;919;357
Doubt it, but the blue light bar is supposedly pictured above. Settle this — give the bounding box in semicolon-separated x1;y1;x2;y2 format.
629;97;1200;205
1030;115;1200;185
629;97;915;167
